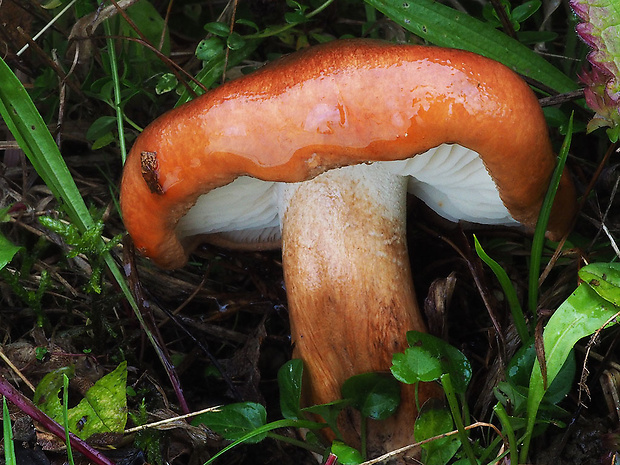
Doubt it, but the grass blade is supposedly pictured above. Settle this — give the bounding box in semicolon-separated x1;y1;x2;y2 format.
203;419;326;465
440;373;477;465
493;403;517;465
3;397;16;465
62;375;76;465
0;57;94;232
103;20;128;164
474;235;530;342
528;114;573;315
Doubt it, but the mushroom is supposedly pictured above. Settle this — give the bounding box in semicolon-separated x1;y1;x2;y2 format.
120;39;576;457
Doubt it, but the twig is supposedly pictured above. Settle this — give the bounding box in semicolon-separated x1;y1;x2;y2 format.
16;0;77;56
124;405;221;434
0;349;35;392
538;89;585;107
358;421;504;465
578;310;620;405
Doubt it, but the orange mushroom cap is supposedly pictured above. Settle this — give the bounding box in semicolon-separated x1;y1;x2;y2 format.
120;39;576;269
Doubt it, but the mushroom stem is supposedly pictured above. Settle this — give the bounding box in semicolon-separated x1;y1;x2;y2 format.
279;163;433;455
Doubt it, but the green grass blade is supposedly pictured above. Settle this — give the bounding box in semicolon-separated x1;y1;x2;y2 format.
493;403;518;465
440;373;477;465
528;114;573;315
204;419;326;465
364;0;577;94
62;375;76;465
3;397;16;465
103;20;128;164
474;235;530;343
0;57;94;233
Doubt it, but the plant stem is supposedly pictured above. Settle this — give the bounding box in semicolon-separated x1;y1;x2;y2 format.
360;417;367;460
474;235;530;342
63;375;76;465
102;20;128;164
441;373;477;465
493;402;518;465
244;0;335;39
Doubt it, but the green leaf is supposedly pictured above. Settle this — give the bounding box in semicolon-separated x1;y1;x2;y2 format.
503;341;575;411
0;233;22;271
414;401;460;465
511;0;541;23
155;73;178;95
277;359;304;420
236;19;260;32
204;21;232;37
34;366;75;419
92;132;116;150
572;0;620;89
302;399;349;438
192;402;268;443
86;116;117;142
196;37;225;62
284;11;307;24
177;40;260;106
522;283;620;461
391;347;443;384
341;373;400;420
543;106;569;128
578;262;620;306
226;33;246;51
392;332;472;394
516;30;558;45
73;361;128;438
40;0;64;8
331;441;363;465
365;0;577;93
34;362;128;439
285;0;305;11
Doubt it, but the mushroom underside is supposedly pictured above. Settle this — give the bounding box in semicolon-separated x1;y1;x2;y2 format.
175;143;519;246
